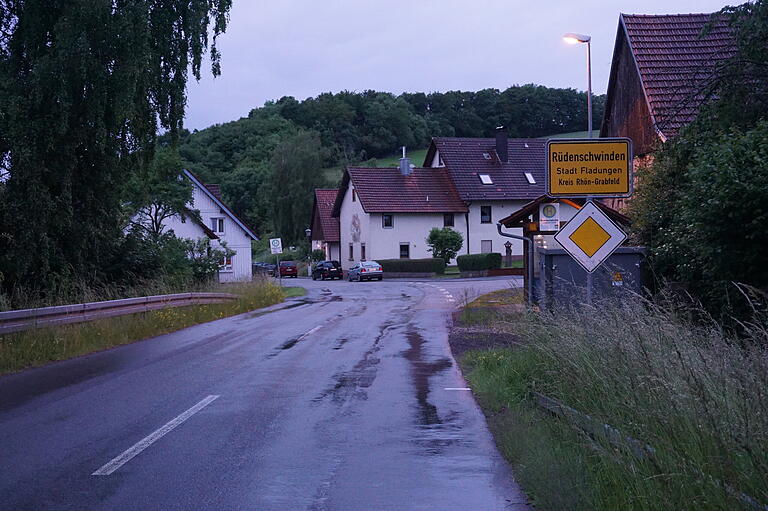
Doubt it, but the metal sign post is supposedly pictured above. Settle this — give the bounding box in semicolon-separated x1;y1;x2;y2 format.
270;238;283;282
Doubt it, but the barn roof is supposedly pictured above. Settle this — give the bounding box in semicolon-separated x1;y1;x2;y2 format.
617;12;736;139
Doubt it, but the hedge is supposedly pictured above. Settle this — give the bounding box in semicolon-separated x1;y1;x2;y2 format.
376;258;446;274
456;253;502;271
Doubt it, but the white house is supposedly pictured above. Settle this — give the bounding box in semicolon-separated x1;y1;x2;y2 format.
162;170;258;282
327;130;550;269
331;164;467;271
422;130;547;257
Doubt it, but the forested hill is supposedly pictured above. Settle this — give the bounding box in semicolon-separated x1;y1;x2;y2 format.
176;85;605;243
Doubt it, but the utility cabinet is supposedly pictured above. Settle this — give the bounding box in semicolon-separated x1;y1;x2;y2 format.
536;247;646;308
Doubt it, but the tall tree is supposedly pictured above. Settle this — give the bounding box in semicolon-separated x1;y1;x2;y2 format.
0;0;231;291
269;130;326;243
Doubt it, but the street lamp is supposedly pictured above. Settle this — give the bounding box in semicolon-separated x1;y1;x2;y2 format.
563;32;592;138
305;227;312;277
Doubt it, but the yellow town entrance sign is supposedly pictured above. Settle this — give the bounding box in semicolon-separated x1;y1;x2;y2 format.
546;138;633;198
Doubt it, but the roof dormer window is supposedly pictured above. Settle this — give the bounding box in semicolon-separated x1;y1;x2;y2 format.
482;152;492;160
479;174;493;185
524;173;536;184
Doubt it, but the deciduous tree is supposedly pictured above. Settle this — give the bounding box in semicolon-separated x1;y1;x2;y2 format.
0;0;231;292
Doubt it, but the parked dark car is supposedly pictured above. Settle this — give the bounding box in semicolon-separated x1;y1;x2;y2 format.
312;260;342;280
279;260;298;278
253;262;277;277
348;261;383;282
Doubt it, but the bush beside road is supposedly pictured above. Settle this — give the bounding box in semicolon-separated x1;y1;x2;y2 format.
450;292;768;510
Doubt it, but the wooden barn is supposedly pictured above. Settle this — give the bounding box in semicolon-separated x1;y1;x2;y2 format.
599;12;736;210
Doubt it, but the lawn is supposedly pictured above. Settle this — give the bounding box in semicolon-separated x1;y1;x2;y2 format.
321;148;429;186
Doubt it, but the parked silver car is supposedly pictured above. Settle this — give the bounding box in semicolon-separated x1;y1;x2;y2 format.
347;261;383;282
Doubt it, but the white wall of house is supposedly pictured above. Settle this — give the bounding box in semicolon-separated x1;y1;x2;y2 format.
367;212;455;263
338;184;369;270
164;186;253;282
461;201;528;256
313;240;341;262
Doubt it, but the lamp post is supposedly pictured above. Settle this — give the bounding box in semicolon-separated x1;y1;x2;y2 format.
563;32;592;138
564;32;595;304
305;227;312;277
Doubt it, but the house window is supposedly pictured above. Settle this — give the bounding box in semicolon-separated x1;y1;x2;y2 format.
524;172;536;184
361;243;366;261
219;255;233;271
480;206;492;223
210;217;225;233
399;243;410;259
479;174;493;184
352;189;357;202
382;214;394;228
443;213;454;227
348;243;354;261
481;240;493;253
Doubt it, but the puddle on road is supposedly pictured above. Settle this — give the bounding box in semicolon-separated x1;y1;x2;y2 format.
332;337;350;350
404;328;452;426
403;326;458;455
280;338;300;350
247;298;316;319
313;320;395;405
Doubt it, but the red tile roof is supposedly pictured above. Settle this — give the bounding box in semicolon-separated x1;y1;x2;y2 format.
205;184;222;201
622;13;736;138
336;167;467;215
313;189;340;242
424;138;546;201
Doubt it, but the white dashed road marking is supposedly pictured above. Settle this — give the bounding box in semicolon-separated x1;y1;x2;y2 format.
92;395;220;476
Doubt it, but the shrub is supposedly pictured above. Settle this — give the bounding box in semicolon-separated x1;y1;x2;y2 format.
457;253;502;271
426;227;464;263
376;258;446;274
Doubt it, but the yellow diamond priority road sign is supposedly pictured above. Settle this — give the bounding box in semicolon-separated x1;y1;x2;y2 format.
554;202;627;273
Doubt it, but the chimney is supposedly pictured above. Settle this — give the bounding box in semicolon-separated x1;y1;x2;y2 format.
399;146;413;176
495;126;508;163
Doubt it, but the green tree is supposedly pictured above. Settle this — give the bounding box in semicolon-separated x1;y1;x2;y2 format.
268;130;326;243
0;0;231;293
426;227;464;263
124;147;192;239
630;0;768;320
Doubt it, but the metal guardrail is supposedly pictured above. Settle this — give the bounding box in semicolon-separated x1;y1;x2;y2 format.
0;293;239;334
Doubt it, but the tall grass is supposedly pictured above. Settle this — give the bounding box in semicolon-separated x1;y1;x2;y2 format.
0;278;287;375
462;292;768;510
0;274;228;312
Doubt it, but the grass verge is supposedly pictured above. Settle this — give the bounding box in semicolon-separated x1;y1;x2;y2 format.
454;293;768;510
0;279;291;376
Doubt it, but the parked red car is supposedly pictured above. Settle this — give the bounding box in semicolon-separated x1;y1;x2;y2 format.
279;260;298;278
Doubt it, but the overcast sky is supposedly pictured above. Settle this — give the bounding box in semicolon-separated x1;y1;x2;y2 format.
184;0;732;131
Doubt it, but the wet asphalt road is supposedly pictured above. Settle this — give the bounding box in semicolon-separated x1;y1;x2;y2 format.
0;277;529;510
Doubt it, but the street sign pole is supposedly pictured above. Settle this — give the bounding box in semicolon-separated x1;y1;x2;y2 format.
585;198;594;305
